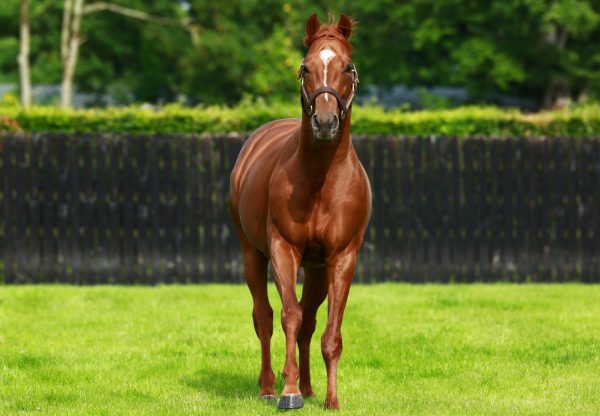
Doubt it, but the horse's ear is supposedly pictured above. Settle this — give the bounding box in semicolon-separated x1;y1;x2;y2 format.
305;13;320;46
337;14;353;39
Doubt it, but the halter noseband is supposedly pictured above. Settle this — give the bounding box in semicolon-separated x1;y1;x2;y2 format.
299;63;359;121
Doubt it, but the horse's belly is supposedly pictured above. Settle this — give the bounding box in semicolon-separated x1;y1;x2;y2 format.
238;182;270;255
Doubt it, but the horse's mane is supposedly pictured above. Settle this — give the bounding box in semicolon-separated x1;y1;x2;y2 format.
304;16;355;51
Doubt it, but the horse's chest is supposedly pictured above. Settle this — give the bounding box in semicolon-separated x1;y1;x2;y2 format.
270;183;354;250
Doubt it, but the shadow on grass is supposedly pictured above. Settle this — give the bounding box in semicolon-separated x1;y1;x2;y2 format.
181;368;258;399
181;368;323;411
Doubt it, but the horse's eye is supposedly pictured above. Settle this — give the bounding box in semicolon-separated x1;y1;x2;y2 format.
298;64;310;79
344;64;355;73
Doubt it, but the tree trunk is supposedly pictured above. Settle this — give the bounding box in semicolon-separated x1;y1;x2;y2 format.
61;0;73;63
61;0;83;109
542;27;571;109
60;0;197;108
18;0;32;108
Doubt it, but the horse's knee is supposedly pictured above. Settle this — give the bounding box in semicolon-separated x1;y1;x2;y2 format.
281;303;302;335
321;330;342;363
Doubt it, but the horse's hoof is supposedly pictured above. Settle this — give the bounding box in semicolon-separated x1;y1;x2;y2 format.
261;394;277;402
278;394;304;410
324;398;340;410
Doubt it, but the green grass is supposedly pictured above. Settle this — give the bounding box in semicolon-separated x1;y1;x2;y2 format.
1;284;599;415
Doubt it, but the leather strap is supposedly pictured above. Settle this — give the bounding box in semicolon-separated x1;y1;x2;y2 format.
301;83;356;120
307;87;348;111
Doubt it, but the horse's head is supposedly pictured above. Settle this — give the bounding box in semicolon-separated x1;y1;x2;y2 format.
299;13;358;141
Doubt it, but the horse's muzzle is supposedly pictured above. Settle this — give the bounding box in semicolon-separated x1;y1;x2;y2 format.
311;112;339;140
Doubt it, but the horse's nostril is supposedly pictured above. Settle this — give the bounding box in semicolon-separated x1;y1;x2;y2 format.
311;114;320;130
331;114;339;131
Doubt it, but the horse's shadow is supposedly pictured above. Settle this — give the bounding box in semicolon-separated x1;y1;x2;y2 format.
182;368;257;399
181;368;321;410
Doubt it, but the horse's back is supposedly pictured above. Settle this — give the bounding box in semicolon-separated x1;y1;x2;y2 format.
229;118;300;254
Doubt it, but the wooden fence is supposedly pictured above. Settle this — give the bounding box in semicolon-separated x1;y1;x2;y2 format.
1;132;599;284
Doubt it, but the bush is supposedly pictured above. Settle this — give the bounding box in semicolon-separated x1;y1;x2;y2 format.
1;102;599;137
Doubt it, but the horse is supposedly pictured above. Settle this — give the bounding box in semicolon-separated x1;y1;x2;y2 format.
229;13;371;410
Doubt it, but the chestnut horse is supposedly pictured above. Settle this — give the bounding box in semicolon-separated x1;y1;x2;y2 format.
229;13;371;410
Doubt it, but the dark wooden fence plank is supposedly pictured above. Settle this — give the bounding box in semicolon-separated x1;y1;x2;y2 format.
3;137;16;283
215;137;229;282
388;136;400;281
412;137;425;281
200;136;213;282
398;137;413;281
27;135;41;283
373;136;386;282
0;136;5;284
355;137;371;283
135;136;150;284
540;138;552;282
107;135;121;284
188;135;201;283
501;139;515;281
565;137;578;281
462;139;475;282
227;136;244;282
149;135;161;284
96;135;109;283
592;140;600;281
488;139;500;282
580;138;593;282
437;137;450;282
14;136;27;283
122;137;135;284
176;136;188;283
163;137;177;283
79;136;94;284
0;134;6;282
449;137;462;282
425;136;438;281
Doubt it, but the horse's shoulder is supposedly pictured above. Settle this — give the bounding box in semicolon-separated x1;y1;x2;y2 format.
231;119;300;196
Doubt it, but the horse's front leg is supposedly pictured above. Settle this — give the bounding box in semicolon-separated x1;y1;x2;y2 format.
269;235;304;409
322;250;356;410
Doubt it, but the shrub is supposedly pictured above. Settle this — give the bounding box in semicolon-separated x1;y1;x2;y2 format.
1;102;599;137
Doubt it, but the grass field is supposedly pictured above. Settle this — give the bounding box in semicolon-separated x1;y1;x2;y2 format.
1;284;599;415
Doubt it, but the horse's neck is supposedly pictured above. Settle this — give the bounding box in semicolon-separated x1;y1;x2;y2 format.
296;114;353;182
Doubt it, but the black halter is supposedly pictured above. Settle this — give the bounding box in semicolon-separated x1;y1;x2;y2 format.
298;63;359;121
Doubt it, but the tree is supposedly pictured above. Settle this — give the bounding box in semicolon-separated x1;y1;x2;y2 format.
541;0;600;107
60;0;83;108
17;0;31;107
60;0;198;108
2;0;600;108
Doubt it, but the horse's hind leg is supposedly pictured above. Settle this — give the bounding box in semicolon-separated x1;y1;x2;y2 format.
298;265;328;397
241;242;276;398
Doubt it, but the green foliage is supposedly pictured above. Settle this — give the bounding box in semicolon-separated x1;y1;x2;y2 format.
1;0;600;107
544;0;599;37
243;28;303;102
1;285;600;414
1;103;599;137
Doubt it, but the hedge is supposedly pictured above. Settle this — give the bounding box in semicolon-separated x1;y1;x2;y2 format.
1;102;599;136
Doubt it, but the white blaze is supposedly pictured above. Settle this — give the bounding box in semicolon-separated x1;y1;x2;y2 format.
319;49;336;102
